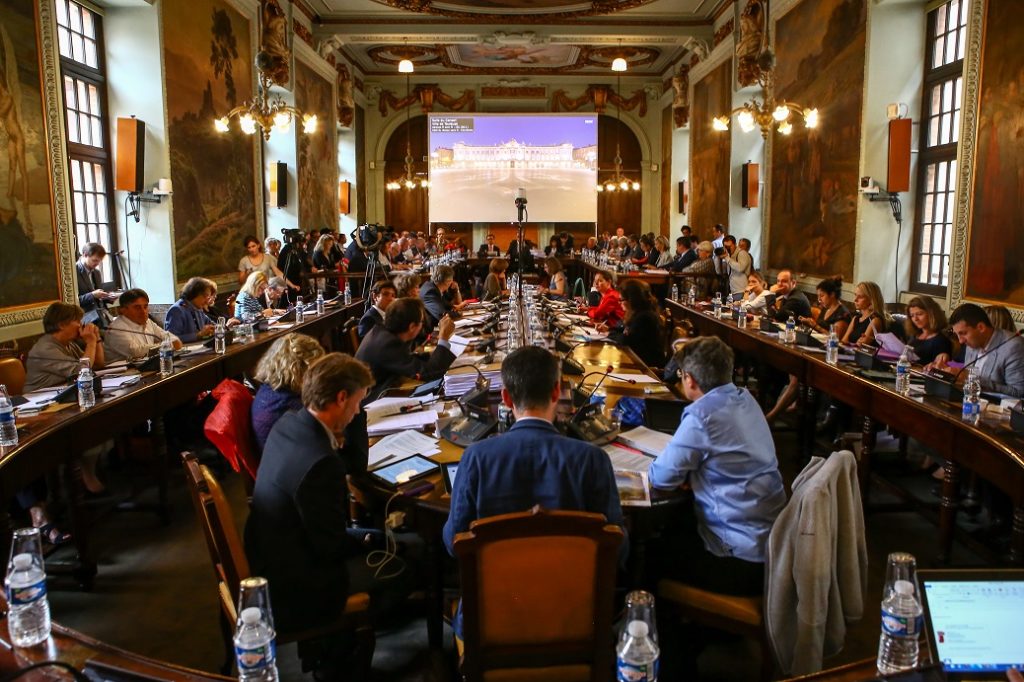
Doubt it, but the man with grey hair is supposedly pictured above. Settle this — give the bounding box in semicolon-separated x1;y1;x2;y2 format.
648;336;785;597
419;263;463;327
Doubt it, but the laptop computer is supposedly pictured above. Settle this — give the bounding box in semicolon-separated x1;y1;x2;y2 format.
643;398;687;435
918;568;1024;680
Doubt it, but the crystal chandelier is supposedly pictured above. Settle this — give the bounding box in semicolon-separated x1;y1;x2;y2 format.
596;57;640;193
386;61;429;191
213;52;318;141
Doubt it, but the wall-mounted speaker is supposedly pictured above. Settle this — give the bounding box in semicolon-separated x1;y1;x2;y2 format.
339;181;351;215
678;180;687;214
269;161;287;207
887;118;912;193
742;162;759;209
115;117;145;193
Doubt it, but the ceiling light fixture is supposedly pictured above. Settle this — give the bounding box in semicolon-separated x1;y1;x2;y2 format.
597;45;640;193
386;55;428;192
213;52;317;140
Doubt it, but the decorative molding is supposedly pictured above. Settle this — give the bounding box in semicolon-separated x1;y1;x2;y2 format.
367;44;443;69
318;17;709;28
377;84;476;117
671;64;689;128
362;0;659;22
480;86;547;98
551;84;648;116
736;0;765;87
291;0;315;22
293;20;314;48
337;63;355;128
481;31;548;46
584;45;660;70
712;18;735;48
684;36;710;63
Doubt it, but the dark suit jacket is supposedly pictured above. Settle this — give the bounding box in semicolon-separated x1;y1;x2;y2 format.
357;306;384;339
477;244;501;257
354;325;456;397
772;290;813;322
419;280;451;327
610;310;666;368
678;249;698;270
76;262;106;327
243;409;367;632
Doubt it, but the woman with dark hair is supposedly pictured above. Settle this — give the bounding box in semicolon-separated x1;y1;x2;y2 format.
482;258;509;301
164;277;216;342
540;257;567;299
582;271;624;327
606;279;666;368
544;235;564;257
905;296;954;365
630;235;655;267
238;235;283;285
799;275;851;339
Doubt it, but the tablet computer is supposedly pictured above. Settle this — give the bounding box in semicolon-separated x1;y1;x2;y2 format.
441;461;459;494
368;454;437;488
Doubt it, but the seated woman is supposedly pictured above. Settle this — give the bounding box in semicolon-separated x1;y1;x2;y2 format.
605;279;666;368
482;258;509;302
235;271;282;320
654;236;674;268
24;301;108;497
767;277;851;423
164;277;217;343
312;234;340;296
582;271;624;328
544;235;564;257
905;296;954;365
842;281;888;346
540;257;567;300
238;235;283;286
743;272;771;312
251;333;326;451
985;304;1015;333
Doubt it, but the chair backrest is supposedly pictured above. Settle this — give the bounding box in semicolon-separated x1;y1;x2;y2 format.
0;357;27;396
452;506;623;682
181;452;251;609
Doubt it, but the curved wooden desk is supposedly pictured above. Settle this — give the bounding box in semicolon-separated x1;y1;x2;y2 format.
663;299;1024;565
0;300;365;585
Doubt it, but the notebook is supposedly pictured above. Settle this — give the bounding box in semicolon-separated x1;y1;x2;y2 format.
918;568;1024;680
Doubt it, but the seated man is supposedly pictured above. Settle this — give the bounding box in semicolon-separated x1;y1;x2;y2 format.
354;298;456;398
244;353;403;678
929;303;1024;397
105;288;182;362
357;280;396;339
443;346;627;636
477;233;501;257
648;336;786;596
769;269;812;322
419;265;462;328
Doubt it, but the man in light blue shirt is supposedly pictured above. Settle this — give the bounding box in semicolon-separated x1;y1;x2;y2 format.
648;336;786;596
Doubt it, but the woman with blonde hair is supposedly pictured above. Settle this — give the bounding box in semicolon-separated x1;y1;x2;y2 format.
985;305;1015;332
841;280;888;345
251;333;326;450
235;271;279;320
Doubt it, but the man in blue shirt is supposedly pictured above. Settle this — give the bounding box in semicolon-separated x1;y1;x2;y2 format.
442;346;627;635
648;336;786;596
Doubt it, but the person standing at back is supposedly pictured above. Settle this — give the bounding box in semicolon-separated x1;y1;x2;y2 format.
76;242;115;329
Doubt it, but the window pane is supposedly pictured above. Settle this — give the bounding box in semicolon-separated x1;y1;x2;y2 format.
91;118;102;147
88;83;100;113
56;0;68;26
72;34;84;63
67;111;79;143
86;40;98;69
58;28;71;59
69;3;81;32
82;9;94;38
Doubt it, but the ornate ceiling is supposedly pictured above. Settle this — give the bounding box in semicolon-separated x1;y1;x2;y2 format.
307;0;721;79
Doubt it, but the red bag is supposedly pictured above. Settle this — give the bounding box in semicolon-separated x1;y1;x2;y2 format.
203;379;259;481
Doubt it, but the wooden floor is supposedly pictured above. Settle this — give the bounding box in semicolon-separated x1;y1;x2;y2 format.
43;426;992;680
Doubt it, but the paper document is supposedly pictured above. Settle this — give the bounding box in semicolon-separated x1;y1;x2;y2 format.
365;397;426;423
367;409;440;436
603;442;655;472
607;373;661;384
453;317;484;330
614;470;652;506
369;430;441;467
95;361;129;376
449;354;483;369
875;332;918;361
101;375;142;390
617;426;672;457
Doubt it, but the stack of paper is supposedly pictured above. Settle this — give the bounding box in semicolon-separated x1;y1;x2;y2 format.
367;409;440;437
369;430;442;467
603;442;654;507
616;426;672;456
365;397;431;423
444;364;503;397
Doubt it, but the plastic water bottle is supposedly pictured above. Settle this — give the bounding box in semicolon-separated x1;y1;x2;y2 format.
0;383;17;447
214;317;227;355
617;620;659;682
712;293;722;318
961;366;981;424
895;347;912;396
77;358;95;409
670;284;679;303
234;606;278;681
876;579;922;674
785;315;797;344
737;302;748;329
687;285;696;305
316;290;325;315
826;325;840;365
294;296;304;323
497;402;514;433
344;282;352;305
4;528;51;647
159;333;175;377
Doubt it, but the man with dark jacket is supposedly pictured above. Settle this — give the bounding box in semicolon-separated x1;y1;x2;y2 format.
357;280;396;339
355;298;457;398
76;242;114;328
419;264;462;328
770;269;812;322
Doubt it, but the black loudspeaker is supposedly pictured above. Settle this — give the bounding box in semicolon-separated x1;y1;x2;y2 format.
115;117;145;193
270;161;287;207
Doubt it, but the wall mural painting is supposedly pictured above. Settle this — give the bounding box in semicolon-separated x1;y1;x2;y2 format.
964;0;1024;305
294;58;337;233
689;58;732;234
0;0;68;320
768;0;865;281
163;0;257;283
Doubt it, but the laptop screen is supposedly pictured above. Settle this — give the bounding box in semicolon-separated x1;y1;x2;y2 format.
920;570;1024;675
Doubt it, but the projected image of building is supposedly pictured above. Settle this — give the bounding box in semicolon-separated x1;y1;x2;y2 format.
432;140;597;171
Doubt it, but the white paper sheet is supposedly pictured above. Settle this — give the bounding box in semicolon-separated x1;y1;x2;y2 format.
369;430;441;467
367;408;441;436
607;374;661;384
603;442;655;472
617;426;672;457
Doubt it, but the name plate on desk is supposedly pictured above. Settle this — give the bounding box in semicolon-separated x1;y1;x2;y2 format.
855;347;885;371
1010;404;1024;434
920;370;963;402
758;317;775;332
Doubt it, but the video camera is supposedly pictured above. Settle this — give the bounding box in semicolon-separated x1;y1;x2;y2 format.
351;223;395;252
281;228;305;244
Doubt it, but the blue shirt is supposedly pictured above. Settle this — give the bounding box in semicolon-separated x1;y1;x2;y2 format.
164;298;213;343
648;384;786;562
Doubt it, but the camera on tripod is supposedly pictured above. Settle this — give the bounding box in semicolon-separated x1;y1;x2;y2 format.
351;223;394;252
281;228;305;244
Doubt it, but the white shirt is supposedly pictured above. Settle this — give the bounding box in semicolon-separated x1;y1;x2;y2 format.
105;315;180;362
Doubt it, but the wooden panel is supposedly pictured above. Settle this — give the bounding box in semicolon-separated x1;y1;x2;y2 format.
115;117;145;193
742;162;759;208
886;118;911;193
339;180;351;214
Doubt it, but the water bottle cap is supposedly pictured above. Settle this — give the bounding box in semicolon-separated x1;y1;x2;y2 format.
894;580;915;595
627;620;649;638
240;607;263;624
12;553;33;570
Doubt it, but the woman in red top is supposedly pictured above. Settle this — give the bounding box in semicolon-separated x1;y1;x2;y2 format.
583;271;624;327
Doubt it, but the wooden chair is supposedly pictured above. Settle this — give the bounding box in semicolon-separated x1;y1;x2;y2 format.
0;356;26;395
180;452;373;676
452;506;623;682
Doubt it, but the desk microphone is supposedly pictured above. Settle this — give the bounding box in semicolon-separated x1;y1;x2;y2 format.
573;369;614;408
952;329;1023;382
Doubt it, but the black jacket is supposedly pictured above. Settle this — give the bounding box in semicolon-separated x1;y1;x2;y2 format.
610;310;666;368
244;409;367;633
354;325;456;398
76;262;107;327
772;291;813;322
419;280;452;327
357;306;383;339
